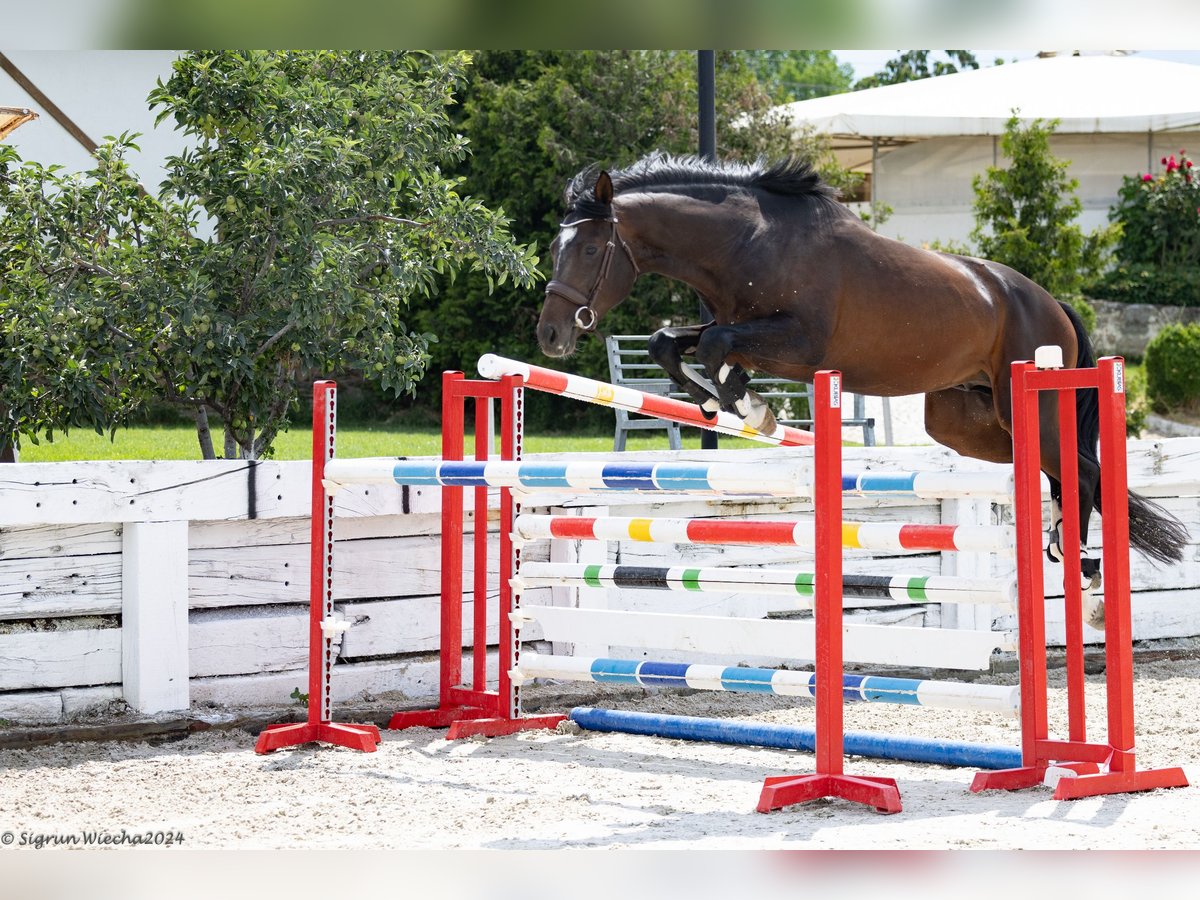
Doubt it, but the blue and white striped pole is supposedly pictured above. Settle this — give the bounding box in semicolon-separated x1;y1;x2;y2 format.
515;653;1018;715
324;458;807;496
321;458;1013;500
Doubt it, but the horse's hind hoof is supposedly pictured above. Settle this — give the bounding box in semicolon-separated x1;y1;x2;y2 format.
1045;521;1064;564
1083;571;1104;630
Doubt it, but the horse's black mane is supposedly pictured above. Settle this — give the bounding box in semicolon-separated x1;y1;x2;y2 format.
565;153;840;217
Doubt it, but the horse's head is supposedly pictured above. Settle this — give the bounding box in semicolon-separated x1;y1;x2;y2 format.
537;170;640;357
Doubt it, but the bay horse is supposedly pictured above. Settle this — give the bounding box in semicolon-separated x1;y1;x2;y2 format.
536;154;1187;627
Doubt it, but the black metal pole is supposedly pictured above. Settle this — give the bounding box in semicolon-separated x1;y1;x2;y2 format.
697;50;718;450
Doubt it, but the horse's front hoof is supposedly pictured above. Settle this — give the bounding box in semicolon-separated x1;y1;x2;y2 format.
734;390;777;434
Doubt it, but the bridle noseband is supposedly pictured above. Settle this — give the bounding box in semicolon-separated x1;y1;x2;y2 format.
545;216;639;331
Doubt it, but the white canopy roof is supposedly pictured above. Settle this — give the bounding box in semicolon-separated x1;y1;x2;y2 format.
778;54;1200;139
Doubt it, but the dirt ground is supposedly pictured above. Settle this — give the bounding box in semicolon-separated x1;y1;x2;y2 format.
1;642;1198;853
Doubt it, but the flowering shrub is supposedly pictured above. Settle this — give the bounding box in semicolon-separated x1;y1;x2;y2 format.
1111;150;1200;268
1090;150;1200;306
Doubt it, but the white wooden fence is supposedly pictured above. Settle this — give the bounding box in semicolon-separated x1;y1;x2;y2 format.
2;439;1198;724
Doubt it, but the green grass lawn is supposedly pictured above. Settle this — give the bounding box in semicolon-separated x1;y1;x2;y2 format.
17;423;765;462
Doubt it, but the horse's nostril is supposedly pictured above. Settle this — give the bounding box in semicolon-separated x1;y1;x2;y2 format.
543;324;557;346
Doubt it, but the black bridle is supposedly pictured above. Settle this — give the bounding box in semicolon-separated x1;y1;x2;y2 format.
545;215;639;331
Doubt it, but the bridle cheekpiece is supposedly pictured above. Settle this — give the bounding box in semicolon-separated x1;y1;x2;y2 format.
545;215;639;331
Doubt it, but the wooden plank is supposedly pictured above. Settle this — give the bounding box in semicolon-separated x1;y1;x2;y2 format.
187;532;499;609
520;606;1010;671
189;652;501;709
1043;589;1200;644
189;606;333;678
122;521;190;713
0;690;63;723
0;627;121;690
0;522;122;559
0;460;307;526
188;512;456;550
0;458;485;527
0;685;121;725
0;554;122;620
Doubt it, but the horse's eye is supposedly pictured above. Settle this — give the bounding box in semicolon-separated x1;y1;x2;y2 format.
585;245;599;256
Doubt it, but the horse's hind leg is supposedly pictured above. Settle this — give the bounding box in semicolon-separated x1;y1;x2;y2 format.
991;376;1105;628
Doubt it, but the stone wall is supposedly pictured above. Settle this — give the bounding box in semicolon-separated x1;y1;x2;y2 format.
1089;298;1200;358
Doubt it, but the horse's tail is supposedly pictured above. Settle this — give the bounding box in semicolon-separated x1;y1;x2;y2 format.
1060;301;1188;565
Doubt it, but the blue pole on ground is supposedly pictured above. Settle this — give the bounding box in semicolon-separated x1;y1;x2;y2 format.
569;707;1023;770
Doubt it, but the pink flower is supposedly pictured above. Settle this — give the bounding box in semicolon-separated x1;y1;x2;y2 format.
1188;160;1194;169
1142;173;1153;182
1162;156;1169;164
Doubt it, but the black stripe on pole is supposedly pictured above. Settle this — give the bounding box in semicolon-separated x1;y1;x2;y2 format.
611;566;673;589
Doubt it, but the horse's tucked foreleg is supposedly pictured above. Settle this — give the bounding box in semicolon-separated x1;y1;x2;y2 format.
693;324;781;432
647;325;722;416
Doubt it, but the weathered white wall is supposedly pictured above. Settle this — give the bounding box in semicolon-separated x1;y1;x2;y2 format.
2;442;1198;725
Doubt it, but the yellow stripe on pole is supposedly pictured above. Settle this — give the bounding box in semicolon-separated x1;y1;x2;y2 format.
842;523;862;548
628;518;655;541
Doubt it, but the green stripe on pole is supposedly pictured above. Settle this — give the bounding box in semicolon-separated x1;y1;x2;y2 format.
682;568;703;591
584;565;604;588
906;576;930;601
794;572;815;596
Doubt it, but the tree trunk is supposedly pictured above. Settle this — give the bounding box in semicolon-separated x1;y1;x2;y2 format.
0;441;16;463
195;407;216;460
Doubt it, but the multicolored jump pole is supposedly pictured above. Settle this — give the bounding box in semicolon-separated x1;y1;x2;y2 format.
513;653;1019;714
569;707;1024;771
477;353;815;446
513;513;1015;554
326;457;806;496
513;562;1016;606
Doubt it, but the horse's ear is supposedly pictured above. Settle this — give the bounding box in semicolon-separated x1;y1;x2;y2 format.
595;170;613;206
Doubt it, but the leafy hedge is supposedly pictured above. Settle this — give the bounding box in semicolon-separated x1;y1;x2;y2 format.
1086;264;1200;308
1145;322;1200;411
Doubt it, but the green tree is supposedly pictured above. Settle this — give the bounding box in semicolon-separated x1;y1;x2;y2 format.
854;50;980;89
0;51;538;459
743;51;854;102
970;115;1117;325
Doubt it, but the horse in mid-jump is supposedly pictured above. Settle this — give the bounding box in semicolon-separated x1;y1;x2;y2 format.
536;154;1188;626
